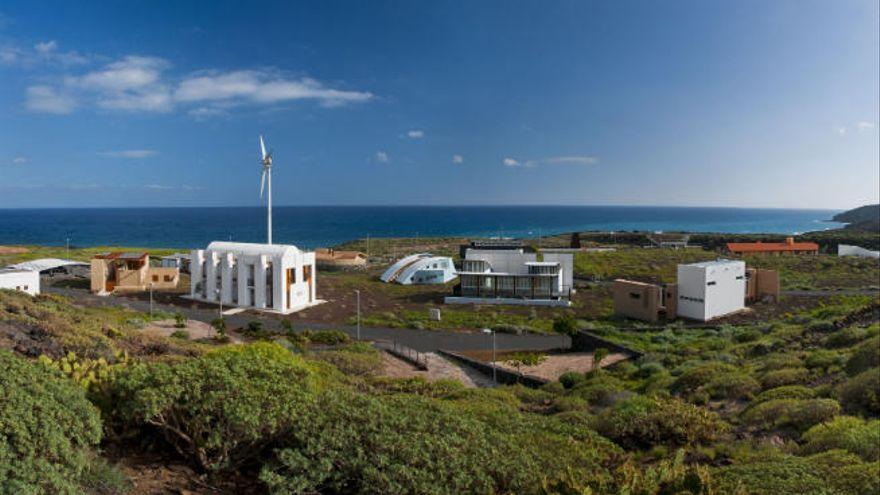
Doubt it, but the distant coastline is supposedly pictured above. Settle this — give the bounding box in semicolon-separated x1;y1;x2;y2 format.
0;205;844;249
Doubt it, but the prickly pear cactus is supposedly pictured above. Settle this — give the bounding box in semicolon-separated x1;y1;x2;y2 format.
39;349;130;393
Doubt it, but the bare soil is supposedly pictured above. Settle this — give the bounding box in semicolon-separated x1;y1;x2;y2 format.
458;349;629;382
0;246;29;255
379;351;495;387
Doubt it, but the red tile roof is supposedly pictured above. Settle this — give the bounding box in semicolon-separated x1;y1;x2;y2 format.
726;238;819;253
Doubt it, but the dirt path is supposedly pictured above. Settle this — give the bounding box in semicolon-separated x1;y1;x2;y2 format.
379;351;496;388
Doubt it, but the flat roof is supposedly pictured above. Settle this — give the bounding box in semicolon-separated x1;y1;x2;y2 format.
682;259;744;268
95;252;148;261
0;268;37;275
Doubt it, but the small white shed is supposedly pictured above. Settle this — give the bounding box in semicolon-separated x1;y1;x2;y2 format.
676;260;745;321
0;269;40;296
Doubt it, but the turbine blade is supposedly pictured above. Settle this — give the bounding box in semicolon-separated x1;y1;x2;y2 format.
260;170;266;198
259;135;267;160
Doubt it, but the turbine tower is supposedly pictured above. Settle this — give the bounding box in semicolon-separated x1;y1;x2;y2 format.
259;135;273;245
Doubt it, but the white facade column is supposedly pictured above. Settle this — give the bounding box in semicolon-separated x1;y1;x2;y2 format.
205;251;219;301
220;253;234;304
237;259;250;307
190;250;204;298
272;256;285;312
306;253;316;303
255;255;268;309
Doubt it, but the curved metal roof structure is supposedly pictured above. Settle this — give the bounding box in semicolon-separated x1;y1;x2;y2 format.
380;253;456;284
6;258;89;272
206;241;300;257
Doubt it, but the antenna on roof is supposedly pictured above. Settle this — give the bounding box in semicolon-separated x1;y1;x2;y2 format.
259;135;274;245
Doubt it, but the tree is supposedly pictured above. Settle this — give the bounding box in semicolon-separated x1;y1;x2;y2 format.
211;317;226;338
174;312;187;328
505;352;547;378
592;348;610;372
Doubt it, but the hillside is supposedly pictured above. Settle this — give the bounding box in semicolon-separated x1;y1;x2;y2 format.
833;204;880;232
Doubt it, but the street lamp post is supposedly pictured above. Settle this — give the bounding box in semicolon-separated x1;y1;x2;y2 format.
355;289;361;341
215;288;223;318
65;238;70;260
482;328;496;384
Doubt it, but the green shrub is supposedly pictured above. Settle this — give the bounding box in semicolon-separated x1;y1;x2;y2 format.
367;376;465;397
801;416;880;461
552;314;578;336
704;373;761;400
635;361;665;378
0;349;103;493
260;390;619;494
714;450;863;495
169;329;190;340
760;367;810;389
806;320;836;333
559;371;586;389
173;312;186;328
805;349;843;371
670;362;736;396
108;342;317;471
302;329;351;346
759;354;803;371
592;395;728;449
311;342;384;376
823;327;867;348
742;398;840;432
836;367;880;416
804;450;880;495
754;385;816;403
845;337;880;376
570;380;627;407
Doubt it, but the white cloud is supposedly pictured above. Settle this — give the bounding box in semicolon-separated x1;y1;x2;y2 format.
2;40;88;67
505;155;599;168
11;156;27;164
857;121;876;132
25;85;76;114
17;49;372;115
0;47;19;64
452;154;463;164
98;150;158;159
174;71;373;108
406;130;424;139
68;56;172;112
525;156;599;167
144;183;202;191
34;40;57;54
837;126;847;135
376;151;389;163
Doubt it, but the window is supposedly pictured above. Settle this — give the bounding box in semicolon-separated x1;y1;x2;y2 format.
23;285;28;290
629;292;641;300
164;275;172;282
152;275;159;282
707;281;716;286
736;275;744;280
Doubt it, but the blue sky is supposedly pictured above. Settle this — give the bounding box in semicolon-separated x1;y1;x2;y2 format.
0;0;877;209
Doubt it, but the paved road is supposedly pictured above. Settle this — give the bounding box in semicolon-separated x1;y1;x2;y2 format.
46;286;569;353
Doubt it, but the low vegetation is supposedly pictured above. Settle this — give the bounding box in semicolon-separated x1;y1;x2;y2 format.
0;234;878;493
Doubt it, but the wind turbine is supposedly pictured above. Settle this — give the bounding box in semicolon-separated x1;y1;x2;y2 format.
259;135;273;245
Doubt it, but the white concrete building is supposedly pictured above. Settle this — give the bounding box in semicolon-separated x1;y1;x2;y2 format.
446;246;572;306
380;253;457;285
189;241;317;314
838;244;880;259
676;259;745;321
0;268;40;296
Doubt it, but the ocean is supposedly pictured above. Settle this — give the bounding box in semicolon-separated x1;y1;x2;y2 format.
0;206;843;249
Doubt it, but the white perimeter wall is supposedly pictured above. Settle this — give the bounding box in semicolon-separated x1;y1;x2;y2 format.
0;270;40;296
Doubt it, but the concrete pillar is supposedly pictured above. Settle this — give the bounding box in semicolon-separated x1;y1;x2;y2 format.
255;255;267;309
205;251;219;302
220;253;234;304
237;260;250;307
272;256;285;312
190;250;204;297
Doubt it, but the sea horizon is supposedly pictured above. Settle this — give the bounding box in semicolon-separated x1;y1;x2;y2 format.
0;205;845;250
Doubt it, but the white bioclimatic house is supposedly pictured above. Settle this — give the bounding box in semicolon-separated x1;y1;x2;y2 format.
676;259;746;321
189;241;318;314
0;268;40;296
380;253;457;285
445;246;573;306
